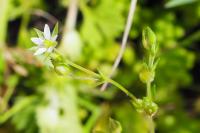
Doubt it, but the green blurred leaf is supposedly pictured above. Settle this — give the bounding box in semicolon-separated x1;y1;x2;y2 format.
80;0;126;46
93;117;122;133
0;51;5;84
108;118;122;133
165;0;198;8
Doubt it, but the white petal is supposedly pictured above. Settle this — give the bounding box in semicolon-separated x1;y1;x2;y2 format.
44;24;51;40
34;48;47;55
47;47;54;52
51;35;58;41
31;37;43;45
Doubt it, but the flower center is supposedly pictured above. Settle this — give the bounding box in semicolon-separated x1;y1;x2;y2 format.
44;40;57;47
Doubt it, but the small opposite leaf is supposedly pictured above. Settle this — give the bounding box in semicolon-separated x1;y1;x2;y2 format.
52;23;59;37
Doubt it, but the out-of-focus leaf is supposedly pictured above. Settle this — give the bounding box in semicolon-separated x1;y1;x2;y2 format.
80;0;126;46
93;117;122;133
165;0;198;8
12;96;39;133
92;104;122;133
0;51;5;84
108;118;122;133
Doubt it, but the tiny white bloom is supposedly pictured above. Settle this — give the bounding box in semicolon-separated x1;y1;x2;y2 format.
31;23;58;56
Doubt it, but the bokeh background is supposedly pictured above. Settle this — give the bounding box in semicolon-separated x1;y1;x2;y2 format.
0;0;200;133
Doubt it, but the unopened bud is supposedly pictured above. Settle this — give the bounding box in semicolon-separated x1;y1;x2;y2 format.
132;97;158;117
139;68;155;83
142;27;157;53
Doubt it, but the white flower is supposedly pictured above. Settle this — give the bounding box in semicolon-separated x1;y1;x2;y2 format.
31;24;58;56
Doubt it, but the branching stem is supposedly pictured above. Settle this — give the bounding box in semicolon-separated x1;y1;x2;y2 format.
61;56;138;103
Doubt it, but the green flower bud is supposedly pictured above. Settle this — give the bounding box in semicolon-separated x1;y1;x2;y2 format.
139;67;155;83
142;27;157;53
131;97;158;117
142;97;158;116
132;99;143;113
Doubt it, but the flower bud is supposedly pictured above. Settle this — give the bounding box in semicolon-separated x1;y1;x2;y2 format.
131;97;158;117
142;27;157;53
142;97;158;116
139;67;155;83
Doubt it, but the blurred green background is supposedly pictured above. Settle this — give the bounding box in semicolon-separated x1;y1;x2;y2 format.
0;0;200;133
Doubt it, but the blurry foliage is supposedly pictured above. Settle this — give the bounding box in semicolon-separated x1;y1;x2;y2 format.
0;0;200;133
165;0;199;8
0;51;5;85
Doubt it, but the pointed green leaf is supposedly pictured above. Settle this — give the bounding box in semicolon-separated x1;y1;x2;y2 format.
34;28;43;38
52;22;59;37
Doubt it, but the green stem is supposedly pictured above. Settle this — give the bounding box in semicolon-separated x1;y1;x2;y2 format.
0;0;10;44
65;59;100;78
147;116;155;133
105;78;137;103
147;82;152;100
54;50;137;102
65;59;137;102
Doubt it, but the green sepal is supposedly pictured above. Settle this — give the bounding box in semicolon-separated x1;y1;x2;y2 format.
52;22;59;37
34;28;43;38
152;58;160;71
